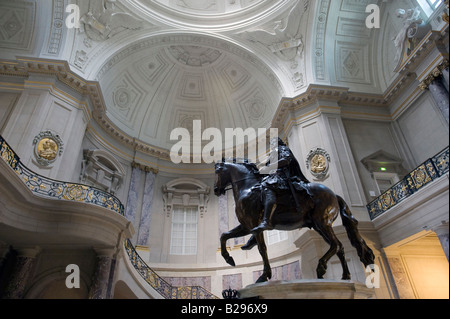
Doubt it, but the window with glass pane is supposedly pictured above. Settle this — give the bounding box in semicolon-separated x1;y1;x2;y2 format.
266;229;288;245
416;0;443;17
170;206;198;255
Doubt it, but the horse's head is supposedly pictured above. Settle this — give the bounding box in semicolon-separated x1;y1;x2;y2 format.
214;159;261;196
214;161;231;196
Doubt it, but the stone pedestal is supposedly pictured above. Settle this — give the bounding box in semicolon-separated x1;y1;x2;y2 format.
239;280;376;299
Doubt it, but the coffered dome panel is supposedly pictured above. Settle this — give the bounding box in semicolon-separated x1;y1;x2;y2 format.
97;33;283;152
123;0;293;31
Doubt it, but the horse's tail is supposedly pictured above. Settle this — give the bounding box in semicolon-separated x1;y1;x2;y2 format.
337;195;375;268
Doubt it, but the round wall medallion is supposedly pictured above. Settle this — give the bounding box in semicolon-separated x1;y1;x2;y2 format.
306;148;330;180
33;131;64;167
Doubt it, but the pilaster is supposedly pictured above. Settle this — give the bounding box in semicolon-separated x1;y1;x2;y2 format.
433;222;449;261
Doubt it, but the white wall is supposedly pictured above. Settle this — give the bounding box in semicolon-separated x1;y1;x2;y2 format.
343;119;403;200
396;91;449;166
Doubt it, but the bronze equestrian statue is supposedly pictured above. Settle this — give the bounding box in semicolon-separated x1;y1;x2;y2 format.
214;138;375;283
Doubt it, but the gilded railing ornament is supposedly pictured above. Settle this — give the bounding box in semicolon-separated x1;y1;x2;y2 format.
367;147;449;220
1;134;219;299
1;135;124;216
124;239;219;299
33;131;64;167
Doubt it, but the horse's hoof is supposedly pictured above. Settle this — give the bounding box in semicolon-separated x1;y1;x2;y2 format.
316;262;327;279
341;274;351;280
317;269;326;279
225;256;236;267
241;242;257;251
241;245;254;251
250;221;271;234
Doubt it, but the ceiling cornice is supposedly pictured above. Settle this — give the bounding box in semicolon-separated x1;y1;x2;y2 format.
0;57;172;161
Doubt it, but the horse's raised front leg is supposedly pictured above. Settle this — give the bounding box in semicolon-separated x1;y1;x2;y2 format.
255;233;272;283
220;224;250;267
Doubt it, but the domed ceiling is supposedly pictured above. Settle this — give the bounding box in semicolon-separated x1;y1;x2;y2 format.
81;0;312;153
67;0;386;155
97;33;283;151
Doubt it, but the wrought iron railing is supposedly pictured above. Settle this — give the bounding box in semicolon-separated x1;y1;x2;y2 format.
124;239;219;299
0;134;219;298
367;147;449;220
0;134;219;299
0;135;124;216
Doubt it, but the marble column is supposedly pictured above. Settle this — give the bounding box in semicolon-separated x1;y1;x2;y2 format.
2;247;41;299
433;223;449;261
428;77;449;124
218;194;229;236
137;169;156;246
125;163;142;223
443;67;449;92
88;248;114;299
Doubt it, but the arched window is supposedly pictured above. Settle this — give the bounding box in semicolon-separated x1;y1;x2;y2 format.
162;178;210;256
81;149;125;195
170;206;198;255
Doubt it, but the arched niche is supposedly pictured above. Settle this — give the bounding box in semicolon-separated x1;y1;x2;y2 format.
81;149;125;195
162;178;210;218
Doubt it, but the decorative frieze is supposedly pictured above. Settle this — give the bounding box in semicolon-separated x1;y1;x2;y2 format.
80;0;143;42
131;161;159;174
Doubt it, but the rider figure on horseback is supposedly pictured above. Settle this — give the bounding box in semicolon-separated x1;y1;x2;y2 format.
251;137;311;234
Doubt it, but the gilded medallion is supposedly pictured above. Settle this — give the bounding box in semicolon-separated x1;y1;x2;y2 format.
310;154;327;174
37;138;58;161
33;131;64;166
306;148;330;180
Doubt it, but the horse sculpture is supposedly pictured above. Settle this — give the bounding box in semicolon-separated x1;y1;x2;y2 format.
214;160;375;284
